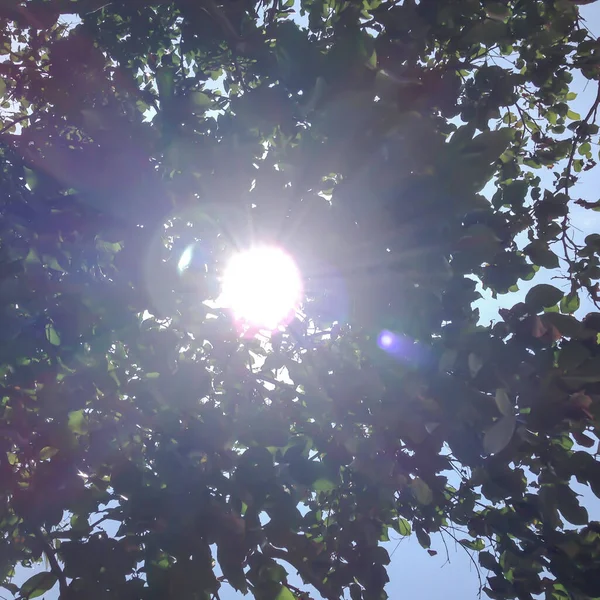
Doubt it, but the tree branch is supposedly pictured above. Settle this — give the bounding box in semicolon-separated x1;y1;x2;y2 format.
0;112;37;137
34;529;69;599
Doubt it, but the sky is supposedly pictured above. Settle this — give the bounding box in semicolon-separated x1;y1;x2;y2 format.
6;3;600;600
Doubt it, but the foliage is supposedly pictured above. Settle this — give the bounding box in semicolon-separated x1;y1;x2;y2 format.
2;1;600;599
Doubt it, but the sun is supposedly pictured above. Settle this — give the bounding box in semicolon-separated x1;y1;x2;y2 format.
220;246;303;331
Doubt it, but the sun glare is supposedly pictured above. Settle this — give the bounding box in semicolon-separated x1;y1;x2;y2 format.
220;246;303;331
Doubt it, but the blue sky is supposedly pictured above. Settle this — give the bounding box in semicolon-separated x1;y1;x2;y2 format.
8;3;600;600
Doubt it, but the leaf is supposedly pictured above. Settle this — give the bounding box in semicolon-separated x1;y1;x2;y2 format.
411;477;433;505
495;389;513;417
524;241;559;269
39;446;59;460
479;551;498;571
556;485;589;526
190;91;212;109
20;573;58;599
275;586;296;600
525;284;564;311
578;142;591;156
460;538;485;551
45;323;61;346
217;542;248;594
2;582;19;595
562;357;600;384
461;128;514;164
156;66;175;103
557;342;591;372
313;478;336;493
439;348;457;373
483;414;516;455
485;2;511;21
367;49;377;69
560;292;580;314
24;166;39;191
468;353;483;377
68;410;88;435
394;518;411;536
463;19;509;46
415;527;431;549
542;312;585;339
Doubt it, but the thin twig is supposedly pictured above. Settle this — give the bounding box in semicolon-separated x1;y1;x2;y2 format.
438;528;452;567
440;525;483;598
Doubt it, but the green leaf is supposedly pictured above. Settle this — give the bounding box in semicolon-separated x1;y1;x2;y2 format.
274;586;296;600
461;128;515;165
24;166;39;191
411;477;433;505
525;284;564;311
20;573;58;599
190;91;212;109
45;323;61;346
485;2;511;21
560;292;580;314
394;518;411;536
68;410;88;435
313;478;336;493
460;538;485;551
578;142;591;156
367;49;377;69
39;446;59;460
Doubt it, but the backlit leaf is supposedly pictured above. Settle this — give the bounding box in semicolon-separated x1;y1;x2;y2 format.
45;323;61;346
411;477;433;505
483;414;516;455
495;388;513;417
20;573;58;599
560;292;580;314
275;586;296;600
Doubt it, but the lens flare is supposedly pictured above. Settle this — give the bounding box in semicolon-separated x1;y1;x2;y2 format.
177;245;195;274
220;246;302;331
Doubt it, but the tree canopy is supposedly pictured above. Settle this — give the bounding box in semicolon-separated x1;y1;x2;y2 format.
2;0;600;599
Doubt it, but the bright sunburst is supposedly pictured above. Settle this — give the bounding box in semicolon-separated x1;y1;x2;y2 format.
220;246;303;331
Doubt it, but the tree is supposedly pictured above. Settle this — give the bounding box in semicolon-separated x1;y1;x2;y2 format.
1;0;600;599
